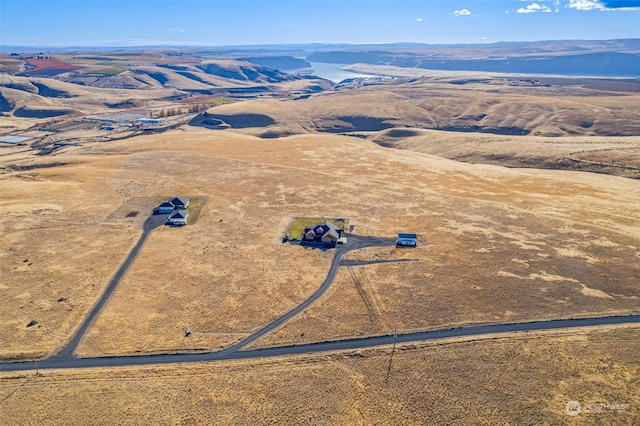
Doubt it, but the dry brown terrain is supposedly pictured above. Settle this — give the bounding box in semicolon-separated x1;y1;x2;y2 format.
184;76;640;178
4;65;639;178
1;326;638;425
1;125;639;359
1;62;639;423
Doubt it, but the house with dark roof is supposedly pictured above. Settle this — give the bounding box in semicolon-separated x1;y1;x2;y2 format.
303;221;343;244
169;197;189;209
157;201;175;214
166;209;188;226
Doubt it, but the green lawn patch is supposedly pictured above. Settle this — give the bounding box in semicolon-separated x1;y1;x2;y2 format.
287;216;349;240
185;196;208;225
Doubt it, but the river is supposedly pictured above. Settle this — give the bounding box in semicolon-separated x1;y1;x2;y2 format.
292;62;377;83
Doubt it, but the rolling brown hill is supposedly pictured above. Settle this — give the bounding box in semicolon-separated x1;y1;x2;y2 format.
0;75;184;117
1;50;639;424
2;54;639;178
1;123;638;424
0;57;333;119
220;75;640;138
185;74;640;177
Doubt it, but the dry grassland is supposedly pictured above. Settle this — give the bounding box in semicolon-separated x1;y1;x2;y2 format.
1;91;639;424
0;57;24;74
372;129;640;178
1;124;639;359
0;74;186;119
0;152;147;359
190;80;640;178
85;127;640;355
1;326;638;425
0;117;37;133
256;195;640;348
207;77;640;137
1;57;638;424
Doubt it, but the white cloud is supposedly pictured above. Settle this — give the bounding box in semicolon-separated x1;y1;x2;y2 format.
454;8;472;16
415;17;423;22
516;3;552;13
567;0;604;9
567;0;640;10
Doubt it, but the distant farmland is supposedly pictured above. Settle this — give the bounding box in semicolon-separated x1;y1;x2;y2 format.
24;58;83;77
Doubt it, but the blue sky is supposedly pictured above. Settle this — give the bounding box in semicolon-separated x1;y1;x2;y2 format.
1;0;639;47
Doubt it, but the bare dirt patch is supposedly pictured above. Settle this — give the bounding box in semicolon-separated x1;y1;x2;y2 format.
105;197;164;229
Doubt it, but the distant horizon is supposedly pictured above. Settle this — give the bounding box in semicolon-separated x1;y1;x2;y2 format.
2;1;640;48
2;37;639;53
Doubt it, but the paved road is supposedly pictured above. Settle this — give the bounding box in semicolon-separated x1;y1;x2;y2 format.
1;315;638;372
53;213;169;360
1;228;639;373
220;234;398;354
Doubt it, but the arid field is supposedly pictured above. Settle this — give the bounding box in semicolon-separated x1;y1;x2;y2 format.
2;126;639;358
1;53;639;423
1;326;638;424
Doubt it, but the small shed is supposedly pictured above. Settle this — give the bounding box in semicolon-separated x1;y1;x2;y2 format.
167;210;188;226
397;233;417;247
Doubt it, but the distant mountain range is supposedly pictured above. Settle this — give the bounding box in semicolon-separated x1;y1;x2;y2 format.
303;39;640;77
307;51;640;77
3;39;638;77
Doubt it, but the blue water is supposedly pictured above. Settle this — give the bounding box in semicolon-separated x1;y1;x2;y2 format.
292;62;377;83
